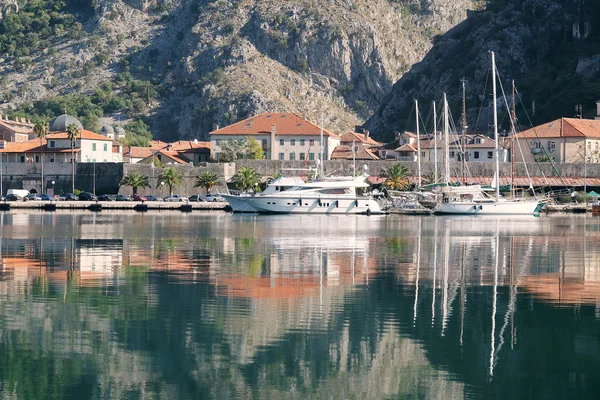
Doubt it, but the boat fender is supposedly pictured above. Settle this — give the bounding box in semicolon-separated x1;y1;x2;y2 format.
318;199;322;206
355;200;359;207
479;205;483;211
366;208;371;216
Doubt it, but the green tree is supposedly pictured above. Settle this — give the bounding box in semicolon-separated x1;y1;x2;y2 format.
245;137;265;159
219;140;245;162
194;171;220;194
232;167;261;192
66;123;80;193
33;117;50;193
380;163;411;191
119;171;150;195
157;167;184;197
121;119;153;147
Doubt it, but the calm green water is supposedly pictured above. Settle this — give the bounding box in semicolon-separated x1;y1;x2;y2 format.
0;211;599;399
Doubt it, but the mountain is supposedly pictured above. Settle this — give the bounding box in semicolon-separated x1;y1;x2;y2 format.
0;0;475;141
364;0;600;142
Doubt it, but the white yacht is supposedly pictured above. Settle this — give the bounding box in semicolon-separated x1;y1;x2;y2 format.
223;175;384;215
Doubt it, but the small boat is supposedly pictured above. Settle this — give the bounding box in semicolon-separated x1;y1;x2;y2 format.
592;201;600;215
223;175;384;215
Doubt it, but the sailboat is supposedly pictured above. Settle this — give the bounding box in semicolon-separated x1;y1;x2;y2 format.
433;52;543;215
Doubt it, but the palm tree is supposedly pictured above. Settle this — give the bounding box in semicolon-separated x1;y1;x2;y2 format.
157;167;184;197
422;170;438;185
119;171;150;195
194;171;220;194
33;118;49;193
232;167;261;192
380;163;411;191
66;123;81;193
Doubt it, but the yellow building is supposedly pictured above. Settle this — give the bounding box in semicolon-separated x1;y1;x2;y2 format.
513;118;600;163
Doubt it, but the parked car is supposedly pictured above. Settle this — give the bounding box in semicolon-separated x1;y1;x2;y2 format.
202;193;226;202
115;195;130;201
39;194;54;201
164;195;188;202
78;192;98;201
6;194;22;201
131;195;148;202
24;193;43;201
145;195;163;202
63;193;79;201
188;195;207;202
98;194;116;201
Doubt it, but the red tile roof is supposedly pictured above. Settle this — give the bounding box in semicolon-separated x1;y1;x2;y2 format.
339;131;382;146
210;112;340;138
46;129;113;141
516;118;600;139
395;144;417;152
169;140;211;151
0;139;81;153
331;145;380;160
125;147;154;159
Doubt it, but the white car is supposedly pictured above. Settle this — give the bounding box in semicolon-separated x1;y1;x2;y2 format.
164;195;189;202
202;193;226;202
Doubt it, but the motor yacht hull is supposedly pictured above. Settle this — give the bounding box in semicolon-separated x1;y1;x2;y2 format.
434;200;541;215
223;195;383;215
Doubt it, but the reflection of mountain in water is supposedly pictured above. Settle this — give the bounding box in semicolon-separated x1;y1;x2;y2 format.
0;213;600;397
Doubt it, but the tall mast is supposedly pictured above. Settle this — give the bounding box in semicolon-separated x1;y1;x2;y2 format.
433;101;438;184
511;80;516;197
491;51;500;201
461;77;468;184
415;99;421;188
443;93;450;185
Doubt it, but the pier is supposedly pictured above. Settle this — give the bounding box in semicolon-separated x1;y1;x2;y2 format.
0;201;229;212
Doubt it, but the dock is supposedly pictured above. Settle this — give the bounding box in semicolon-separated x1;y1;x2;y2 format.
0;201;229;212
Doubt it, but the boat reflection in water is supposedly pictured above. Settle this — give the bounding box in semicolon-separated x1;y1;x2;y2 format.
0;212;600;398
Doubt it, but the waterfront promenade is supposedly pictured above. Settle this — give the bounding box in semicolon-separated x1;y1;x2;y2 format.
0;200;229;211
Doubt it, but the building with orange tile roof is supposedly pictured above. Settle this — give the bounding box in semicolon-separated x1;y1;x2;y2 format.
513;117;600;163
0;115;34;142
331;130;382;160
209;112;340;161
123;140;210;164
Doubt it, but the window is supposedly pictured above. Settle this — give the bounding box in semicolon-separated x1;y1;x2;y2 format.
300;139;305;146
300;153;305;160
381;150;387;157
309;153;315;160
261;139;267;149
450;151;455;158
50;158;55;163
474;151;480;159
290;139;296;146
92;143;97;151
548;141;556;150
475;137;482;144
104;143;108;151
279;152;284;160
20;155;25;162
35;155;40;162
289;152;296;160
487;151;493;159
309;139;315;146
49;141;55;148
280;139;284;146
421;151;425;158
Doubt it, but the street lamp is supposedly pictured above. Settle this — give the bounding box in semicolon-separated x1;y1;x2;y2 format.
51;180;55;200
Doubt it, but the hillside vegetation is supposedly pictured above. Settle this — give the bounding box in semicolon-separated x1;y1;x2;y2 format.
0;0;475;141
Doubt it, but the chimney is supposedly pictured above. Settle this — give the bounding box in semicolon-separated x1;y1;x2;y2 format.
364;130;370;140
270;124;276;160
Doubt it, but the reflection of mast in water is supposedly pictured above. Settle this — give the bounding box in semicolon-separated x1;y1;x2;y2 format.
442;219;450;336
432;218;438;327
460;241;467;347
489;220;500;378
496;234;518;362
413;218;422;326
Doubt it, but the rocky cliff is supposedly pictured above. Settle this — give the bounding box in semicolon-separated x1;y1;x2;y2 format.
0;0;475;140
364;0;600;142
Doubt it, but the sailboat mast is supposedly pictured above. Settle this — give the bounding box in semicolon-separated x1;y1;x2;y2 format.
320;111;324;177
491;51;500;201
443;93;450;185
415;99;421;187
511;80;516;198
433;101;438;184
461;78;467;184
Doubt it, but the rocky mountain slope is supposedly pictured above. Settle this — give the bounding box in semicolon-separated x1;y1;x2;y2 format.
364;0;600;142
0;0;475;140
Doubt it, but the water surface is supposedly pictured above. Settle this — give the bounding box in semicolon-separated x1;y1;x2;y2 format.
0;211;599;399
